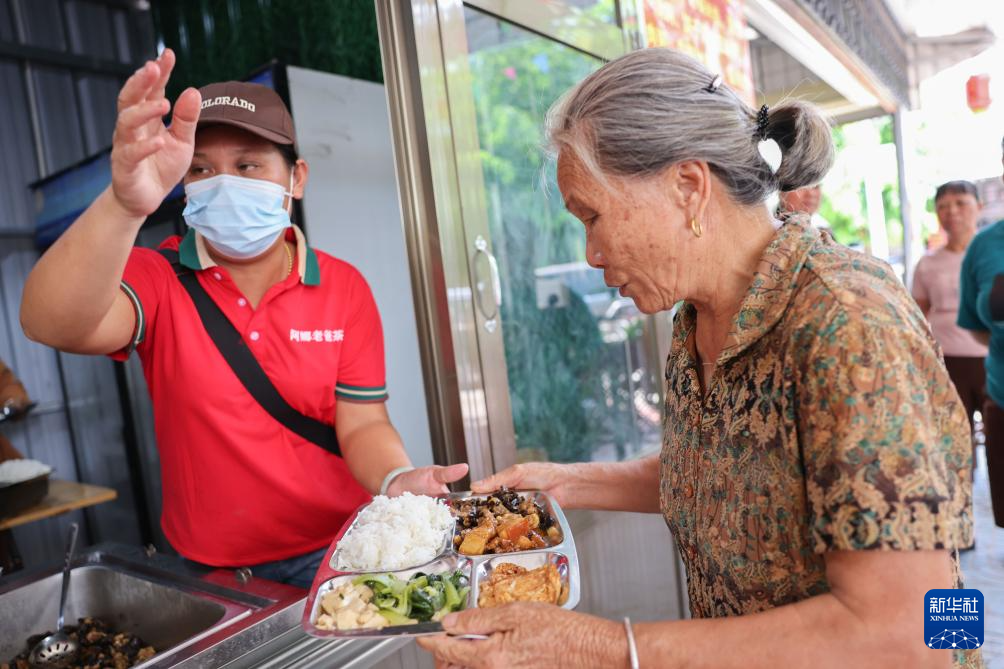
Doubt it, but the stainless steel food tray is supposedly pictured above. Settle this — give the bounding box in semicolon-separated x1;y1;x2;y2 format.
301;490;580;639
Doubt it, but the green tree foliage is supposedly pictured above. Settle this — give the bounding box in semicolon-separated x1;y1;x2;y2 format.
822;116;902;254
832;125;848;151
878;116;895;145
819;193;864;246
468;28;647;462
882;183;903;250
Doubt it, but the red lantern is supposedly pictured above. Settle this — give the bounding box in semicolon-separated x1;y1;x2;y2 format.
966;74;991;112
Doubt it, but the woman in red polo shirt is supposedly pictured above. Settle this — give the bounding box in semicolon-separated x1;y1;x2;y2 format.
20;49;466;588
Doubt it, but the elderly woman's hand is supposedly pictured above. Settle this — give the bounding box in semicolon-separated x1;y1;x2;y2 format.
470;462;583;509
417;603;625;669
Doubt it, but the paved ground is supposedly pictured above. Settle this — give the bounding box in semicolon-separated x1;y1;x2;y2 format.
960;442;1004;668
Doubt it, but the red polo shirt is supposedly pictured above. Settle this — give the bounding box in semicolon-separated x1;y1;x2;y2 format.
113;226;384;566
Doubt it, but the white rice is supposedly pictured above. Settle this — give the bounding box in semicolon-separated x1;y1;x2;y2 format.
335;493;454;571
0;458;51;485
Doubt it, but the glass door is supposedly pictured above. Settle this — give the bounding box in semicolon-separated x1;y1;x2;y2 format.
375;0;688;627
437;0;665;473
465;9;663;465
375;0;665;477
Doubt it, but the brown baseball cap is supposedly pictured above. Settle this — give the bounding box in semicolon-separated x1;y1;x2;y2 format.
196;81;296;146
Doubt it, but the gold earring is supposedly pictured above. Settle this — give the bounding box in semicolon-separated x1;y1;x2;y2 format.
691;217;702;238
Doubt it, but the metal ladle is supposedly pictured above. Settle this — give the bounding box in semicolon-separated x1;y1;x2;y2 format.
30;522;79;668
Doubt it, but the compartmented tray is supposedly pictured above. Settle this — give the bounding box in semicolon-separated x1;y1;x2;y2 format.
302;490;579;639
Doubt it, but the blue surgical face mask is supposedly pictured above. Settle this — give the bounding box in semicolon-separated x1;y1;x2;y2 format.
182;173;294;260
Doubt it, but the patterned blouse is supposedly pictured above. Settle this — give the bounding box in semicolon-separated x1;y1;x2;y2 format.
659;218;982;668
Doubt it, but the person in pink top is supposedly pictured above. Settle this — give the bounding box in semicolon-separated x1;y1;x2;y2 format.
912;180;988;476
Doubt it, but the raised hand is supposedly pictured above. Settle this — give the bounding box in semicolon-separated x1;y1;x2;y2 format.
110;48;202;218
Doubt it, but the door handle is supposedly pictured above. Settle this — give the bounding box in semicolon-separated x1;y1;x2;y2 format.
473;235;502;332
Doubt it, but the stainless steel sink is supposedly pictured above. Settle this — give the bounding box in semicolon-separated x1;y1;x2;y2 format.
1;565;245;663
0;544;303;668
0;544;412;668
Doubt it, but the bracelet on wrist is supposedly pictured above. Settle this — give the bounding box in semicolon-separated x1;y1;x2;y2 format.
379;466;415;496
623;617;640;669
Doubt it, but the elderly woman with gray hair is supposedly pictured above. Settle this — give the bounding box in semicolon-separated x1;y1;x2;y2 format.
420;47;980;669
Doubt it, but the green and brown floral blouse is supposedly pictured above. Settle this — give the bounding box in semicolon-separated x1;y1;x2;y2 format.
660;218;982;668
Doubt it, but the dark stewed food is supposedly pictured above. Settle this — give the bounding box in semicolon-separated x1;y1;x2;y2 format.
2;617;155;669
449;488;562;555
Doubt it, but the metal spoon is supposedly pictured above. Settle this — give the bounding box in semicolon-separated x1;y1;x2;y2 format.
30;522;79;668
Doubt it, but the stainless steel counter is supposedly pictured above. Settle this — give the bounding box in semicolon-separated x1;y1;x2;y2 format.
0;543;409;669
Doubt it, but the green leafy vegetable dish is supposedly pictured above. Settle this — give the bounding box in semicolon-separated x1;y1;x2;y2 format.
316;569;470;631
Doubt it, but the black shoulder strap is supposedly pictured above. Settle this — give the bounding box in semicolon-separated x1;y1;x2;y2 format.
157;248;340;457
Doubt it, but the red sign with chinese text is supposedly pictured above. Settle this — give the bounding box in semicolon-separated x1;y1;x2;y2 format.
644;0;755;104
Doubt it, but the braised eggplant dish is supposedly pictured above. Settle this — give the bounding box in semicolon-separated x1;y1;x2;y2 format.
449;488;562;555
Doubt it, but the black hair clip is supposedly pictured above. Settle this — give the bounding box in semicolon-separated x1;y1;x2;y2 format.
756;104;770;140
706;74;723;93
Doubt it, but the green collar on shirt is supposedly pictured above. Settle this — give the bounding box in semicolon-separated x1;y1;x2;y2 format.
178;225;321;286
